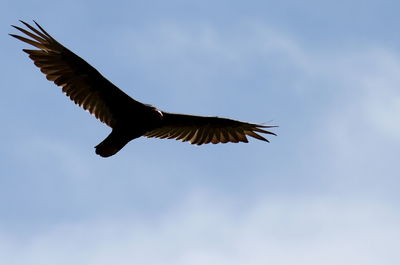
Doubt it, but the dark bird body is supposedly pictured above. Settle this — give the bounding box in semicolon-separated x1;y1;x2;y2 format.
11;21;276;157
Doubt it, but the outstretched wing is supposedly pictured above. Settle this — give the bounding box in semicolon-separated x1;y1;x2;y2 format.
144;112;276;145
10;20;149;128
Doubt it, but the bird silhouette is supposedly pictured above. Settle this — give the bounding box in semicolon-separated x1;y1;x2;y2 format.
10;21;276;157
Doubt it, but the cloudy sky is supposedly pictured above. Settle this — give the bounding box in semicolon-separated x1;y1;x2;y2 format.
1;0;400;264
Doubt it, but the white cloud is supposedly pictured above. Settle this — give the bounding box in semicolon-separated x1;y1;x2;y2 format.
361;51;400;141
1;194;399;265
314;47;400;177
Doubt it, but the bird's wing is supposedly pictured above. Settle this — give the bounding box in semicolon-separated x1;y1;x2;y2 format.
144;112;276;145
10;20;149;128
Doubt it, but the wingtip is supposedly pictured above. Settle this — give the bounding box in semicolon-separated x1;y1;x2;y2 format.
10;21;24;35
32;20;50;36
253;125;277;136
9;33;18;39
257;124;279;129
22;49;32;54
18;20;30;28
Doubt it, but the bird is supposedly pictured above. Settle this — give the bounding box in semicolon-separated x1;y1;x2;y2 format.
10;20;276;157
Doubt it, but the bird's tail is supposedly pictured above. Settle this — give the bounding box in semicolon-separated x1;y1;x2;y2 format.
95;130;130;157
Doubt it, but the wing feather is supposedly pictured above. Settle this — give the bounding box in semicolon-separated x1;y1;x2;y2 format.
11;21;151;128
191;127;206;145
144;112;276;145
175;128;190;140
181;128;196;142
203;129;214;144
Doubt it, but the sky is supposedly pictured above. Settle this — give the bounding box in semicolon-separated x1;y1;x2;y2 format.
1;0;400;264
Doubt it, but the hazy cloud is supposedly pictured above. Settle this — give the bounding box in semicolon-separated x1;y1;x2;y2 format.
1;194;399;265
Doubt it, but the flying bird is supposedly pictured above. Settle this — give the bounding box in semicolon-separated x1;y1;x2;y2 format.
10;21;276;157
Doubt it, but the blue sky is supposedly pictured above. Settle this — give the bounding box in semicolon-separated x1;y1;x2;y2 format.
1;0;400;264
